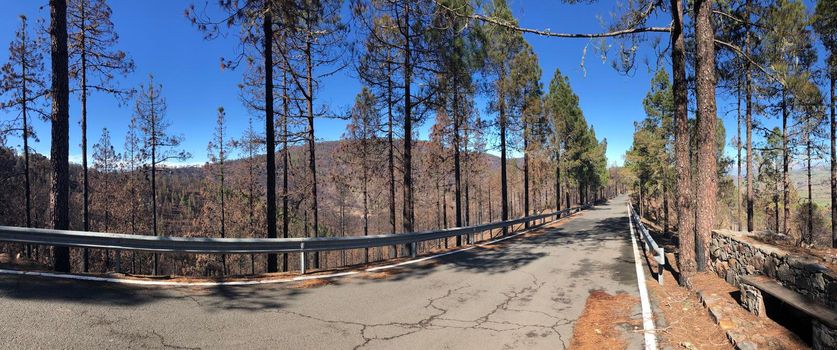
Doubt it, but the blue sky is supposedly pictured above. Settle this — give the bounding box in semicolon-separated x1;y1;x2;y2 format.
0;0;769;167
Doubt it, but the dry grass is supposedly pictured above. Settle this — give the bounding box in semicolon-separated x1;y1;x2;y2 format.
292;278;332;289
569;290;639;350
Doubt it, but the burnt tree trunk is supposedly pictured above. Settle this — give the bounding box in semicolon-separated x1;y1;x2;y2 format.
671;0;695;284
782;88;790;236
387;59;397;257
264;9;278;273
830;71;836;247
282;61;290;272
305;22;320;269
50;0;71;273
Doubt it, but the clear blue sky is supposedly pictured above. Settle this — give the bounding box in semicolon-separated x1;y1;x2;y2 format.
0;0;746;167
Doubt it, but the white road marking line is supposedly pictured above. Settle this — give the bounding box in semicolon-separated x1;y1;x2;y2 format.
627;204;658;350
0;211;580;287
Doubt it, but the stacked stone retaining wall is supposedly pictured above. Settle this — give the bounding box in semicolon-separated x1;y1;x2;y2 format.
710;229;837;310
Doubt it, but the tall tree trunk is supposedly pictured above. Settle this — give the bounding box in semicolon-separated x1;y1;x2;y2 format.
694;0;717;271
746;0;754;232
363;159;369;264
21;16;33;259
248;125;255;274
663;168;669;236
436;180;442;229
50;0;70;273
453;78;462;245
671;0;695;284
782;88;790;236
499;79;509;235
220;123;226;275
402;2;415;255
736;67;742;231
555;151;561;212
805;134;814;244
387;59;397;257
488;183;493;223
282;61;290;272
151;93;159;275
830;71;836;248
305;26;320;269
523;123;530;228
80;0;90;273
264;9;278;273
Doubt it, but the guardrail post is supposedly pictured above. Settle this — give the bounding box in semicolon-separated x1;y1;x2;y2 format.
300;242;307;274
410;242;416;258
115;252;121;273
657;247;665;285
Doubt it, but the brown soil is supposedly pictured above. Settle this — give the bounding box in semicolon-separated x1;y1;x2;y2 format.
569;290;639;350
637;220;808;349
645;268;731;349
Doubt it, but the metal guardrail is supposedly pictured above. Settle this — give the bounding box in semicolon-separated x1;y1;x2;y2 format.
0;206;584;274
629;204;665;285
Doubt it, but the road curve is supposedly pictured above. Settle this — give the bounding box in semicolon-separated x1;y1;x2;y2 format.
0;195;642;349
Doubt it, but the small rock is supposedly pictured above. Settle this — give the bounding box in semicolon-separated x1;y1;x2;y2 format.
736;340;758;350
680;342;699;350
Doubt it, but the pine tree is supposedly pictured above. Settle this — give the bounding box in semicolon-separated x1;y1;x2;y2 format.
0;15;48;256
207;107;232;274
813;0;837;247
68;0;134;272
91;127;119;270
135;75;190;275
282;0;348;269
338;87;382;263
480;0;524;234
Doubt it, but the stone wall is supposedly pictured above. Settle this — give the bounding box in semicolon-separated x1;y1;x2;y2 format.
710;229;837;310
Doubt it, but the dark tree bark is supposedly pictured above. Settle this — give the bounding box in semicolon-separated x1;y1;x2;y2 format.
663;166;669;236
402;1;415;252
499;84;509;235
265;8;278;273
304;21;320;269
523;123;530;228
805;134;814;244
50;0;71;273
694;0;718;271
555;151;561;212
453;78;462;245
736;67;742;231
831;72;836;247
782;88;789;236
80;0;90;272
20;16;33;245
387;60;397;257
282;61;290;272
671;0;695;283
746;0;754;232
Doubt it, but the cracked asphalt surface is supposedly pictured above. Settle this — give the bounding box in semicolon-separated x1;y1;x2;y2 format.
0;195;642;349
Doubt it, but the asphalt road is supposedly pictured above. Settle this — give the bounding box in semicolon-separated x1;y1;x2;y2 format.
0;195;643;349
